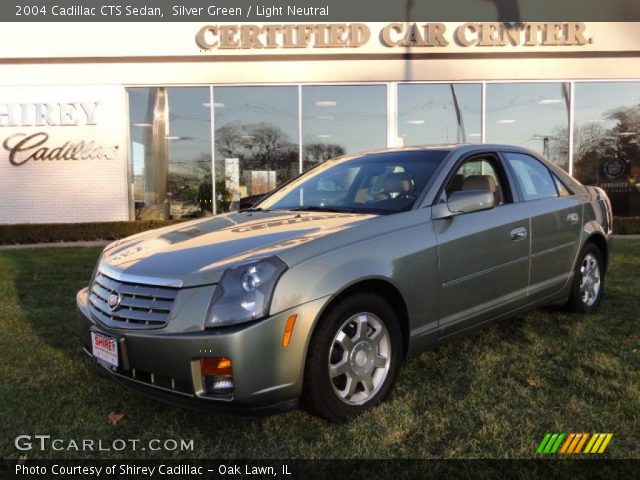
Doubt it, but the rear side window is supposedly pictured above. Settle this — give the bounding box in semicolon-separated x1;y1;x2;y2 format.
505;153;557;201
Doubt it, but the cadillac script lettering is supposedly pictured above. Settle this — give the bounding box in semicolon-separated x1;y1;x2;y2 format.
3;132;119;166
1;100;119;166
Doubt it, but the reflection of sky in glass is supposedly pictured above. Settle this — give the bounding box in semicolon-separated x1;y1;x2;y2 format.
166;88;211;176
128;88;151;178
398;83;481;145
128;87;211;176
302;85;386;154
213;86;298;141
486;83;569;168
574;82;640;129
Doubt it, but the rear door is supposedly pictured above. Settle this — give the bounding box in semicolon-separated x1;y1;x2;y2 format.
434;152;531;337
502;151;582;299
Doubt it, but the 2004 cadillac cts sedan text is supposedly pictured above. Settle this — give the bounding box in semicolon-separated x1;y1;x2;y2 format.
77;144;613;421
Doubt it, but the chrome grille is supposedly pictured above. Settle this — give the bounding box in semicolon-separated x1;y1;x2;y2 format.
89;272;178;330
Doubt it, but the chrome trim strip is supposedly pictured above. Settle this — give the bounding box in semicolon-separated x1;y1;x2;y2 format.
98;264;183;288
442;256;529;288
531;241;577;259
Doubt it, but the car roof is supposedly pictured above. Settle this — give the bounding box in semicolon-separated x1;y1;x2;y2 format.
344;144;537;156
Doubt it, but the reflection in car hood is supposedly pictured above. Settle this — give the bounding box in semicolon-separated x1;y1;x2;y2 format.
100;211;375;287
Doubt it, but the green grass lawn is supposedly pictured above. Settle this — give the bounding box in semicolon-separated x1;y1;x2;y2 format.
1;242;638;459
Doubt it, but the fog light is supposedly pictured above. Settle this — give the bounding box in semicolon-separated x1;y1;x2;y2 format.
201;357;233;395
203;376;234;395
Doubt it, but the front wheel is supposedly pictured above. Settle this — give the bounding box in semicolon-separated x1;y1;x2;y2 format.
302;293;402;422
566;243;605;313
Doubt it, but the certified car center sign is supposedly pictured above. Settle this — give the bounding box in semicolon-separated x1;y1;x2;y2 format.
196;22;591;51
0;86;128;224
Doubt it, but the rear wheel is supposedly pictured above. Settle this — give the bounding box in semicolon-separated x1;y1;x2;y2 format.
302;293;402;422
567;243;605;313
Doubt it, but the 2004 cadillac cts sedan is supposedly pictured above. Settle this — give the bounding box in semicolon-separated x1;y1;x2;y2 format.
77;144;613;421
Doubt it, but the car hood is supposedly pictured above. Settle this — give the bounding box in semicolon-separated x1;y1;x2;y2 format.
99;210;375;287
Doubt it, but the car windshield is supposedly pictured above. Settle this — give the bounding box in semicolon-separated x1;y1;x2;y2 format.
255;150;449;215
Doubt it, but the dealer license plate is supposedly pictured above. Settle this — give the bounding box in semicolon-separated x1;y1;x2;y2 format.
91;332;119;369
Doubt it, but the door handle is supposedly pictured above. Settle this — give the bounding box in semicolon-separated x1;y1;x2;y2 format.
567;212;579;224
510;226;527;241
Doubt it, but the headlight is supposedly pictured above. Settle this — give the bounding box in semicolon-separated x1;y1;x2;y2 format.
89;250;105;286
205;257;288;328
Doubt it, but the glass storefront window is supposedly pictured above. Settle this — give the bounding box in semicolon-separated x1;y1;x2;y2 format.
574;82;640;215
302;85;387;171
398;83;481;146
128;87;212;220
486;83;570;170
125;81;639;221
213;86;299;212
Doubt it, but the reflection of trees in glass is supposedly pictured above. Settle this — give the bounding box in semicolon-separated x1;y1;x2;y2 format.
168;153;213;215
215;121;299;186
303;143;346;170
546;129;570;167
573;104;640;186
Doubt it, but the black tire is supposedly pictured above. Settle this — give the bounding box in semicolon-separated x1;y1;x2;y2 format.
566;242;605;313
302;293;403;422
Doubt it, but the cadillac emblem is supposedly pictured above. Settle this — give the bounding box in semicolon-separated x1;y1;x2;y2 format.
107;291;122;311
604;159;625;180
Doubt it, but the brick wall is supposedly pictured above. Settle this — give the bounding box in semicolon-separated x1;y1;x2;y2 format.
0;85;129;224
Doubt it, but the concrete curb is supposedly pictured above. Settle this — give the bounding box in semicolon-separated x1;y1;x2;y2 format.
0;240;109;251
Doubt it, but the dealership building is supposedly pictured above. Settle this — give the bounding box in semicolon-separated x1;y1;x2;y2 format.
0;21;639;224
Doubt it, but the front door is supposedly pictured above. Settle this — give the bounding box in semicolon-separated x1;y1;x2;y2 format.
434;153;530;338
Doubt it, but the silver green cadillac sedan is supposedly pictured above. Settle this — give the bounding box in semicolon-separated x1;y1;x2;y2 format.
77;144;613;421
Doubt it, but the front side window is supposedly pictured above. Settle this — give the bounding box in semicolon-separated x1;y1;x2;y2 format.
505;153;557;201
259;150;448;214
445;155;509;206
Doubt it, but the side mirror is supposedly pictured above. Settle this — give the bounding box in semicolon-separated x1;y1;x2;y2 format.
432;189;495;219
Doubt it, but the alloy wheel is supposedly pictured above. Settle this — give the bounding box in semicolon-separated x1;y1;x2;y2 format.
328;312;391;405
579;252;601;307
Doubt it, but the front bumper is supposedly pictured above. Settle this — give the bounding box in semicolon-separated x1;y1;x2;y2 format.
76;287;329;415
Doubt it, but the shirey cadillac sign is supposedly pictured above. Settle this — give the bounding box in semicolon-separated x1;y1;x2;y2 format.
0;86;128;224
1;101;119;166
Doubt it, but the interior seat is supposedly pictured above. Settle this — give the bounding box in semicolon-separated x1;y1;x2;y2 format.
446;174;465;197
462;174;503;205
375;172;414;201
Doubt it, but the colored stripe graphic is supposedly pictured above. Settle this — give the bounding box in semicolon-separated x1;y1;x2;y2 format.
559;433;575;454
584;434;599;453
538;433;613;454
574;433;589;453
597;434;613;453
536;433;552;454
544;433;559;453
